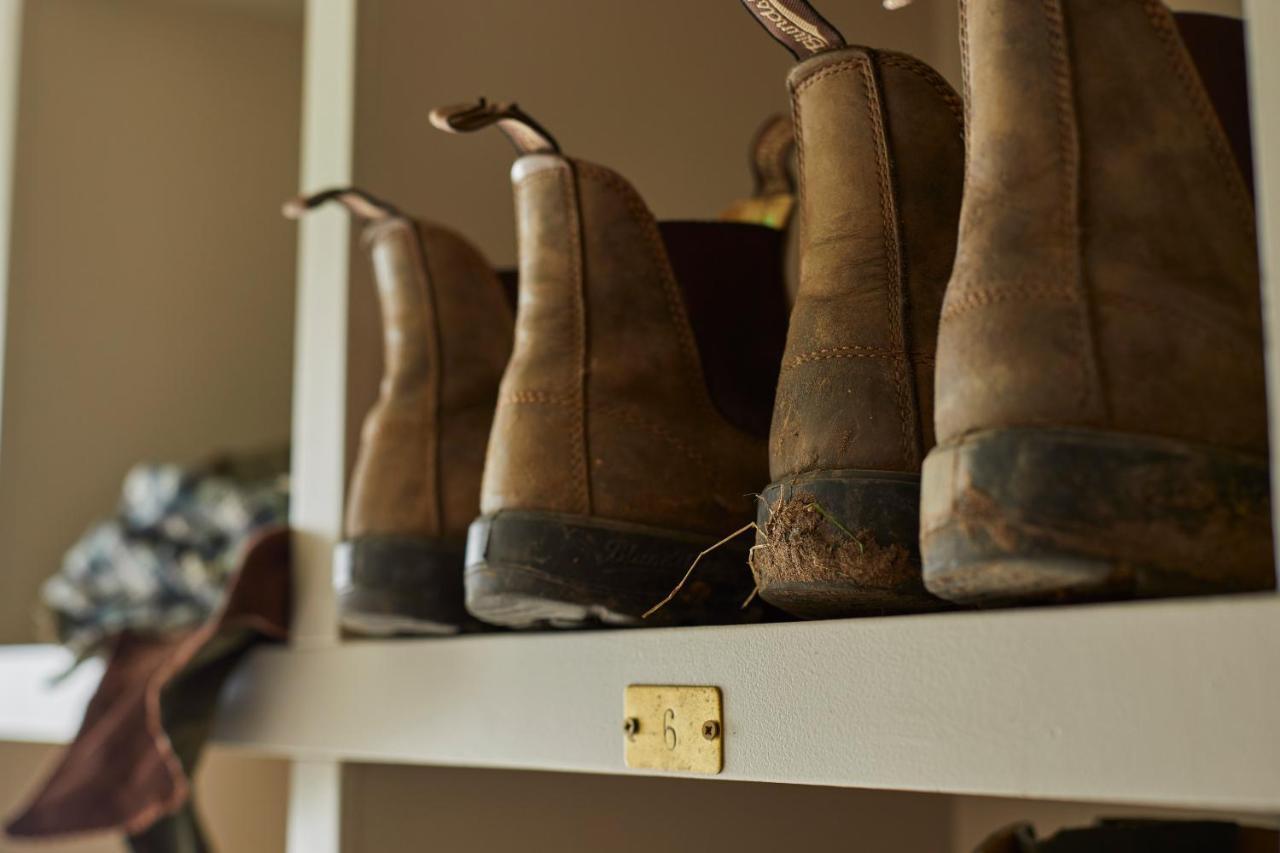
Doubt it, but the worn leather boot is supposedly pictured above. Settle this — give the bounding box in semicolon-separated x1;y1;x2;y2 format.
737;0;965;617
922;1;1273;605
285;189;514;634
430;101;792;628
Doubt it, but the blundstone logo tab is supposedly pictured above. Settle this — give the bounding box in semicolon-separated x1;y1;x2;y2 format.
738;0;846;61
754;0;828;53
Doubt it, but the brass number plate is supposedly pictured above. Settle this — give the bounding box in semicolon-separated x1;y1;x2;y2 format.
623;685;723;774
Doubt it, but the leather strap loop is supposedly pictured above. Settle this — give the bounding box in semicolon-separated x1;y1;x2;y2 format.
737;0;846;60
282;187;399;221
429;98;560;155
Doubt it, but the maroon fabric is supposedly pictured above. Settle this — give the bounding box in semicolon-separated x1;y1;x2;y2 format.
6;527;290;839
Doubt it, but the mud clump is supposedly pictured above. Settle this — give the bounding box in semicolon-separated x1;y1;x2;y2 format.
751;496;915;592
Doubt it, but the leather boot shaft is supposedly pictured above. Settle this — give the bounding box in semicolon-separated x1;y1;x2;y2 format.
346;216;513;541
770;46;964;480
936;0;1265;455
481;153;780;535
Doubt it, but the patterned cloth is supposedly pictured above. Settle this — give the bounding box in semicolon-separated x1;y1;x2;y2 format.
41;448;289;660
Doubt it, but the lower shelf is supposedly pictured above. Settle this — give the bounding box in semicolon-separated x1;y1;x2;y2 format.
5;593;1279;813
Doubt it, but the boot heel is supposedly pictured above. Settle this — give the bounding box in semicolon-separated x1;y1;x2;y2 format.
464;511;762;629
334;537;470;635
921;427;1275;605
753;470;942;617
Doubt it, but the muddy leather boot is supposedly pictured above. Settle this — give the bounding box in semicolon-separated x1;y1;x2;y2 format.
430;101;791;628
736;0;965;618
285;189;514;634
921;1;1274;606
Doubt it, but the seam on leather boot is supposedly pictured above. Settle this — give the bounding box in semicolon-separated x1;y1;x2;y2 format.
1141;0;1254;234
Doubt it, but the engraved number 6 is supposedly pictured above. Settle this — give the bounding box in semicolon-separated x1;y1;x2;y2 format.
663;708;677;751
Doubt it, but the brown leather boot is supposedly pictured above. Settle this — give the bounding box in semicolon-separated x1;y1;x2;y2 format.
430;101;792;628
736;0;965;617
285;189;514;634
921;1;1273;605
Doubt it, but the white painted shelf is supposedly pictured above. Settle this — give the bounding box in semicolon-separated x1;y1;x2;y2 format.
0;645;102;744
7;593;1279;813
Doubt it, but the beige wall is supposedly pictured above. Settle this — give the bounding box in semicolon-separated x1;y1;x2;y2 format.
0;742;288;852
341;762;951;852
352;0;955;268
0;0;302;643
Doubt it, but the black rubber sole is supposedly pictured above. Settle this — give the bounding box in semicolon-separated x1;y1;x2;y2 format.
753;469;945;618
921;426;1275;606
334;536;472;636
464;510;763;629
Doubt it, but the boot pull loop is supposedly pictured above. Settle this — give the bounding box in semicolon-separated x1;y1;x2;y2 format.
737;0;846;60
721;113;796;230
281;187;400;222
429;98;560;156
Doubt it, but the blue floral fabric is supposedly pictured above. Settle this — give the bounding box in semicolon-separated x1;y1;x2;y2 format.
42;449;289;658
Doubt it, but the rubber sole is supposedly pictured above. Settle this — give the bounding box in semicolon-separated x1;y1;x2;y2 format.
334;536;472;636
921;426;1275;606
752;469;945;618
464;510;762;629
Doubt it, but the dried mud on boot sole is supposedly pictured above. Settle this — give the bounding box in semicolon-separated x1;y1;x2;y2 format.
464;511;762;629
920;426;1275;606
753;470;944;618
334;537;474;636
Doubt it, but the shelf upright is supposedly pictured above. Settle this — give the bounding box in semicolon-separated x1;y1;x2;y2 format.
287;0;358;851
1246;0;1280;578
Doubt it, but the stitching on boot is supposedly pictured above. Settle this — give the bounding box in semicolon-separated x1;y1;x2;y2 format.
560;164;592;515
860;56;920;471
793;58;865;95
876;52;965;128
410;224;445;536
784;344;936;369
1141;0;1255;236
959;0;972;158
503;390;576;406
1043;0;1104;420
789;72;806;238
502;394;721;483
940;283;1079;321
571;160;719;426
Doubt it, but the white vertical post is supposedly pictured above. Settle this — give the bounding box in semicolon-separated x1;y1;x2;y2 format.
291;0;356;649
286;760;345;853
287;0;357;850
0;0;23;463
1245;0;1280;580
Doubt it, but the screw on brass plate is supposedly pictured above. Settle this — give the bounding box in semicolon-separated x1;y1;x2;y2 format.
623;717;640;738
701;720;721;741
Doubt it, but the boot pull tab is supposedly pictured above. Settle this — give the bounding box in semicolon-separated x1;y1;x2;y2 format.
281;187;400;222
737;0;846;60
721;113;796;230
429;98;560;156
